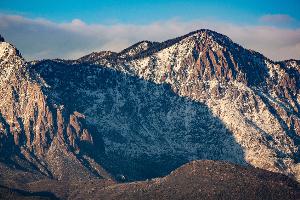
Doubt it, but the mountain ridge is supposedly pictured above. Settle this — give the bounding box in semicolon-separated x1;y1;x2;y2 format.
0;29;300;186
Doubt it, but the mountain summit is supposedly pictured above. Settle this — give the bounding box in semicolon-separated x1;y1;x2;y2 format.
0;30;300;198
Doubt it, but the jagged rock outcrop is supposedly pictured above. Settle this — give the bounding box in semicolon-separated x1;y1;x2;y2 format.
0;39;110;181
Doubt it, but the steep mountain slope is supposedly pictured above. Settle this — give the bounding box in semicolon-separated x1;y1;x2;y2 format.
31;59;246;180
95;29;300;180
0;36;111;181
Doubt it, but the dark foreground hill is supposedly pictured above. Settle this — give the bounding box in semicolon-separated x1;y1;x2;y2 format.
1;160;300;200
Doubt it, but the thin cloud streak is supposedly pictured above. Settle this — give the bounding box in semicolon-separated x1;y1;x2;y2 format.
0;14;299;61
259;14;294;24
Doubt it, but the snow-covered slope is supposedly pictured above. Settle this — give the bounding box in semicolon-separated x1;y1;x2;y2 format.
82;29;300;180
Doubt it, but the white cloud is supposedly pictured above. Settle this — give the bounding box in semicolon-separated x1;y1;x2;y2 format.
0;14;299;61
259;14;294;24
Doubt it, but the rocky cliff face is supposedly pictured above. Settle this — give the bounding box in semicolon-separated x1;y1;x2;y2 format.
0;38;110;181
0;30;300;183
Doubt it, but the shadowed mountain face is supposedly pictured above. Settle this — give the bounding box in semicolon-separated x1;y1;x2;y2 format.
30;61;246;180
0;29;300;195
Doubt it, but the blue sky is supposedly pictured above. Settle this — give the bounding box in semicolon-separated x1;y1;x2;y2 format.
0;0;299;60
1;0;300;25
